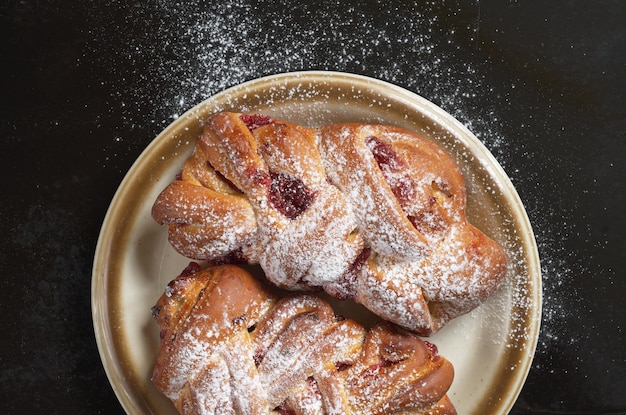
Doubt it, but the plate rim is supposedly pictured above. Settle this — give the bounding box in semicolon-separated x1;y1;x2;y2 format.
92;70;542;414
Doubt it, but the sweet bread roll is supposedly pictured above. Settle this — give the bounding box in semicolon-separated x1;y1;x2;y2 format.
152;112;507;335
152;263;456;414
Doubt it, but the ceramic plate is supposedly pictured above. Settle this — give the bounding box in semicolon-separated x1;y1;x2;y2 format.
92;71;541;414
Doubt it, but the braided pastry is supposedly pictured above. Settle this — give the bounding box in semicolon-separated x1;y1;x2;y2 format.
152;112;507;335
152;263;456;415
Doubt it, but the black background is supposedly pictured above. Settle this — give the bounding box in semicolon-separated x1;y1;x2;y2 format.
1;1;625;414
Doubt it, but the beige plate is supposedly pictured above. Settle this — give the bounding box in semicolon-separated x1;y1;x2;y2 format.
92;71;541;414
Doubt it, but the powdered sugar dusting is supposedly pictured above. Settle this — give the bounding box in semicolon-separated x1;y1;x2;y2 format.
318;125;428;260
88;0;566;408
155;274;454;413
156;113;509;336
86;2;481;135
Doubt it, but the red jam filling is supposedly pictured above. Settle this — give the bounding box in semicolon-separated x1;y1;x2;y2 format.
253;350;264;367
276;402;296;415
178;261;202;278
366;136;402;169
240;113;274;131
365;136;415;204
268;171;316;219
363;359;393;377
334;361;352;372
245;166;272;188
207;248;247;266
328;247;371;300
424;340;441;361
351;247;372;274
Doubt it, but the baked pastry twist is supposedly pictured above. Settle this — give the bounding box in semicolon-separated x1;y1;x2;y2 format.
152;263;456;414
152;112;507;335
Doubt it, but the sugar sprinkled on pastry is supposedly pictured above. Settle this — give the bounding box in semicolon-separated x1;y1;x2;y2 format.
152;112;507;335
151;263;457;414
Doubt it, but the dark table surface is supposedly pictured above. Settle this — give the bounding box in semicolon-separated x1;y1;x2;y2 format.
2;1;625;414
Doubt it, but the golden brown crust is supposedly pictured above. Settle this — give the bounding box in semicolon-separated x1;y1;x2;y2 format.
151;180;258;261
151;264;456;415
317;123;431;260
151;112;507;335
